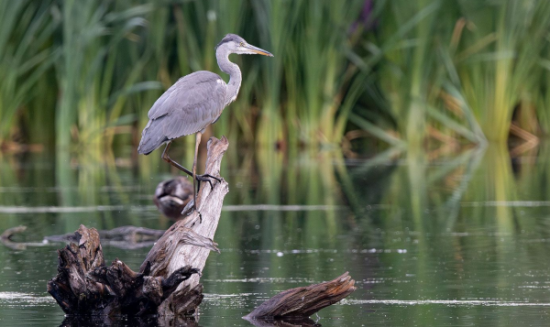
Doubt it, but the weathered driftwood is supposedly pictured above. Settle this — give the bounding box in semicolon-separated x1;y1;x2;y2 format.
47;225;201;316
245;272;356;320
142;136;229;316
47;136;229;318
154;176;193;220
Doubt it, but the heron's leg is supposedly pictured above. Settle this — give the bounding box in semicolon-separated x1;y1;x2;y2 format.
192;132;202;218
161;142;195;177
161;141;221;187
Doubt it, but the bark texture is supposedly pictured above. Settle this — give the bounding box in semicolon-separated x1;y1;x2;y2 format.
47;136;229;317
245;272;356;319
47;224;201;316
142;136;229;316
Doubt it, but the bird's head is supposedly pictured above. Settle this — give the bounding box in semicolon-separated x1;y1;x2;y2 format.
216;34;274;57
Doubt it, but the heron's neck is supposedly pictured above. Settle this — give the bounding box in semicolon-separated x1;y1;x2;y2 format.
216;48;242;106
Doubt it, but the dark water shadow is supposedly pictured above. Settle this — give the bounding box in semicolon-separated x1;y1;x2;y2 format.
60;315;199;327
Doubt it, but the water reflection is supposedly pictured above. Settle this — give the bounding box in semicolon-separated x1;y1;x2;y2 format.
2;144;550;326
244;316;320;327
61;315;198;327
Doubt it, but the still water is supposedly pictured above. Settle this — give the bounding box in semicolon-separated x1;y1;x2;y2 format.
1;144;550;326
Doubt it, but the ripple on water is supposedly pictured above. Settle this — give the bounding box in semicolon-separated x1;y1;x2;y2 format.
342;299;550;307
0;292;55;307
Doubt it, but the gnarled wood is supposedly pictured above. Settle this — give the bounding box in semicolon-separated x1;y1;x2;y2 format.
47;225;200;316
145;136;230;316
245;272;356;319
47;136;230;318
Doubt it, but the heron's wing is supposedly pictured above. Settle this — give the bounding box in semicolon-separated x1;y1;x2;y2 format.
149;71;226;123
138;71;226;154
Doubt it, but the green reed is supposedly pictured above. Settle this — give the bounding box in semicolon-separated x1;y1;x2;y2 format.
55;0;156;156
0;1;57;144
453;0;550;142
3;0;550;153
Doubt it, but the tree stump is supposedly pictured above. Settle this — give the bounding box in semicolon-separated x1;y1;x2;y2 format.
47;136;229;317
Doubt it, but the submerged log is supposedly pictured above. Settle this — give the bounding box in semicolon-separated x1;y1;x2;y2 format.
0;226;46;250
47;136;230;317
245;272;356;320
0;225;166;250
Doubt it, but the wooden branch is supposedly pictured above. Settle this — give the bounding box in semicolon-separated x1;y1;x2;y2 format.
245;272;356;319
144;136;230;316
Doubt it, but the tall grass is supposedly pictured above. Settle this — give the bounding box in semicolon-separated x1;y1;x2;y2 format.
0;1;57;145
55;0;156;155
2;0;550;154
454;0;550;142
356;0;550;147
366;0;448;147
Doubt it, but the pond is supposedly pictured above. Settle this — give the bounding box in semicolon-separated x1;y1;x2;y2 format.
1;144;550;326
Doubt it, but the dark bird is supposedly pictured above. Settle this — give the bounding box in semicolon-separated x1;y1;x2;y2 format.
153;177;193;221
138;34;273;217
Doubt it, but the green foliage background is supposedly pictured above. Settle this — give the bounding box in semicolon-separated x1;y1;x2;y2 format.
2;0;550;155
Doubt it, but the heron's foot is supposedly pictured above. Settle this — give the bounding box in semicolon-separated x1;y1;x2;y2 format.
195;174;221;192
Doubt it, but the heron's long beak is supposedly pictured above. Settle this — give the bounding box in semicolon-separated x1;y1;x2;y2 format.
245;44;274;57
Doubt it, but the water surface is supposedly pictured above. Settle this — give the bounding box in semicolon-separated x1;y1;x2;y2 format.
1;145;550;326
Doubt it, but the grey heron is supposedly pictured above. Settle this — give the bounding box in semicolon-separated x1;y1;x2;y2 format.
138;34;273;219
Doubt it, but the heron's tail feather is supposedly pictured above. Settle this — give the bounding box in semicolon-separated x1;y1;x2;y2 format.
138;121;166;155
137;142;156;155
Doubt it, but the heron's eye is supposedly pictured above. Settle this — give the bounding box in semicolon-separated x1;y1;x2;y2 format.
239;42;244;47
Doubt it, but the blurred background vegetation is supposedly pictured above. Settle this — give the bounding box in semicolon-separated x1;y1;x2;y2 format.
2;0;549;157
3;1;550;323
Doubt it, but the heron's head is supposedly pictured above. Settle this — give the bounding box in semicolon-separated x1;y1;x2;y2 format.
216;34;274;57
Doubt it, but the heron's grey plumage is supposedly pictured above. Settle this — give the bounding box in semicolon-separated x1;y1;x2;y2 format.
138;33;267;155
137;33;272;220
138;72;227;154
